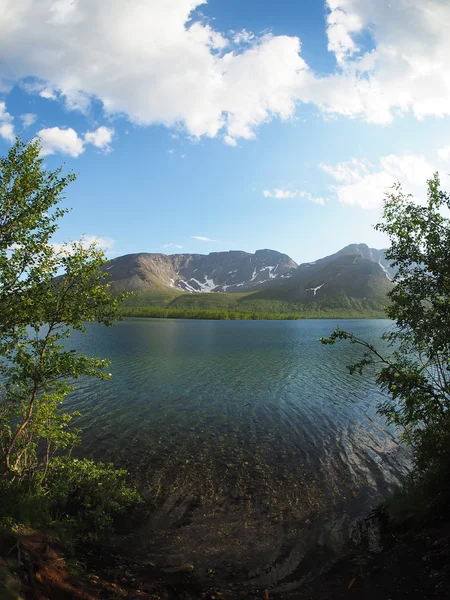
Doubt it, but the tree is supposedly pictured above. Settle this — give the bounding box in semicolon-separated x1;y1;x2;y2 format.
0;138;124;488
321;173;450;474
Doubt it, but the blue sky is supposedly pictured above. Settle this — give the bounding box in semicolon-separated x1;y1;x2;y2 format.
1;0;450;263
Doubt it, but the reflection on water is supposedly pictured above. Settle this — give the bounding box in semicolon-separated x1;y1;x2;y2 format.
66;319;410;587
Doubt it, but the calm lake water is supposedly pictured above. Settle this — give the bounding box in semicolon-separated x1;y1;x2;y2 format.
66;319;409;587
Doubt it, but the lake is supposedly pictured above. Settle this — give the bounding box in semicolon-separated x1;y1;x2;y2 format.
66;318;409;587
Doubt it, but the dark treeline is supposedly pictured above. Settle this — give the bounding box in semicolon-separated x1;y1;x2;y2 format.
119;306;303;320
119;306;386;320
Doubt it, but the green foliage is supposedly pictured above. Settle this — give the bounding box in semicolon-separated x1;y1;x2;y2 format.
0;138;137;538
321;174;450;519
0;458;140;539
120;290;185;308
168;291;251;311
120;283;388;318
0;137;73;333
119;306;304;320
45;457;140;537
383;435;450;525
121;295;387;320
46;457;139;531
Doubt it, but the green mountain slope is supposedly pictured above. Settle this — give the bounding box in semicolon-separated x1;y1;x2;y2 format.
250;254;391;307
113;244;393;318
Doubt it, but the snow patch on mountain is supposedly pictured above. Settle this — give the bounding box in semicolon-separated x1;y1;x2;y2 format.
306;283;325;296
261;265;277;279
378;260;393;280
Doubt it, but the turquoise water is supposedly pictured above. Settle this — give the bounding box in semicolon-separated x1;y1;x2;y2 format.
66;319;409;585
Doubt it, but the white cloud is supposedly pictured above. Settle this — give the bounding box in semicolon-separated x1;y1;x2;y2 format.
0;1;307;143
80;235;116;251
40;87;57;100
320;158;371;184
192;236;216;242
233;29;255;45
21;81;58;100
438;146;450;162
263;189;325;204
0;102;15;142
0;123;14;143
297;191;326;206
224;135;237;147
37;127;85;157
20;113;37;128
52;234;116;255
84;126;114;151
321;154;441;209
311;0;450;123
37;125;115;157
1;1;450;141
263;189;297;199
162;243;183;249
326;0;364;66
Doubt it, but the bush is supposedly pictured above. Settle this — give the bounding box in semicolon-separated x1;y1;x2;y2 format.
322;174;450;525
0;457;140;540
46;457;140;536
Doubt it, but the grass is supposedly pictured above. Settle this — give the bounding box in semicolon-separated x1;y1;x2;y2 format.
119;307;304;320
119;292;388;320
169;291;252;310
118;287;388;319
117;280;390;320
120;290;186;308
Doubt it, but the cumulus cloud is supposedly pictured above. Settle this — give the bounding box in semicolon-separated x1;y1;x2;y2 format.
40;87;57;100
326;0;364;66
52;234;116;255
320;154;441;209
20;113;37;128
224;135;237;147
84;126;114;151
263;189;325;204
1;1;450;142
192;236;216;242
0;0;308;143
37;125;114;157
233;29;255;45
38;127;85;157
313;0;450;123
80;235;116;251
0;102;15;142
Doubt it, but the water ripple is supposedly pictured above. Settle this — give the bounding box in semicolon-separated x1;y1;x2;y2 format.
65;319;410;584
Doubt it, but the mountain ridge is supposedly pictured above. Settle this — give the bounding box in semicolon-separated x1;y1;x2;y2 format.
104;243;394;316
103;248;298;294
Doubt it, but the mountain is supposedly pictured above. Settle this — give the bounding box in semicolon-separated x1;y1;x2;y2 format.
105;243;394;316
330;243;396;279
249;247;392;307
103;249;297;294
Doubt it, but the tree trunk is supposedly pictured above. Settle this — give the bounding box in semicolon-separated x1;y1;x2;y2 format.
0;385;38;482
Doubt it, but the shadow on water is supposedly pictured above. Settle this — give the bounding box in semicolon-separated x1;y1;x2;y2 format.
65;319;411;589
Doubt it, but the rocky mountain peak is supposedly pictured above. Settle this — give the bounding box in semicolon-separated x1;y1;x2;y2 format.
174;249;297;293
102;244;394;298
